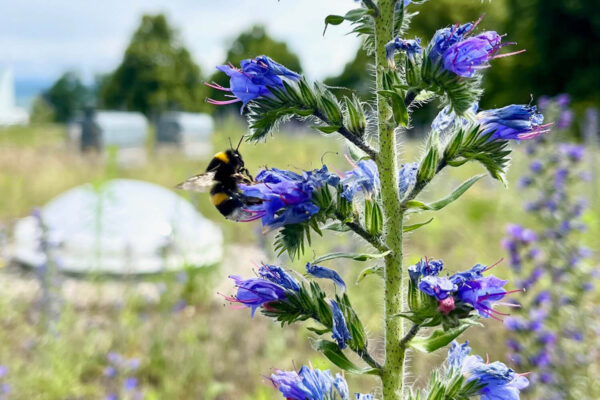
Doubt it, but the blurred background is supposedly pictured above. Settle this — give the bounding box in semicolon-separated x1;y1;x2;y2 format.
0;0;598;399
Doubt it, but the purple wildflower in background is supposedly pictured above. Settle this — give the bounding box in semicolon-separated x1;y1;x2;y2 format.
240;166;337;231
306;263;346;291
270;366;349;400
477;104;551;141
123;377;138;391
558;144;585;162
448;341;529;400
224;275;288;317
207;55;300;111
442;31;525;77
385;37;421;68
259;264;301;292
329;299;352;349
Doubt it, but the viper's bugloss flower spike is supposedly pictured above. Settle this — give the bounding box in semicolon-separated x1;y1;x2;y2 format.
341;159;380;202
385;37;421;69
258;264;301;292
448;341;529;400
306;263;346;291
329;299;352;349
239;166;337;232
207;55;300;112
224;275;288;317
270;366;349;400
477;104;551;141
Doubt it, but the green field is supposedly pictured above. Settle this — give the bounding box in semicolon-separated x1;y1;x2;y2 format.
0;121;598;399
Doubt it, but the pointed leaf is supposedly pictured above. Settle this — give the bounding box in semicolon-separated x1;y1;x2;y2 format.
408;320;481;353
426;174;484;211
312;251;390;265
313;125;341;134
356;265;383;284
403;218;434;233
310;339;380;375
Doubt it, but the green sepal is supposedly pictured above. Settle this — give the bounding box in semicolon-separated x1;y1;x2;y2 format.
306;326;331;335
310;339;380;375
313;125;341;134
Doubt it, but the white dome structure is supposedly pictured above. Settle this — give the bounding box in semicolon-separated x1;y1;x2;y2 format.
13;179;222;274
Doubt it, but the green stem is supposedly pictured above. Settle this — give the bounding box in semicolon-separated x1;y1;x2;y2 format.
374;1;407;399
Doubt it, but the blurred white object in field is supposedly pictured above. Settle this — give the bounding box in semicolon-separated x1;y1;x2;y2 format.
156;112;214;159
12;179;223;274
0;68;29;125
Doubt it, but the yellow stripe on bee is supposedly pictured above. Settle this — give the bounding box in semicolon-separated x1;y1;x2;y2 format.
214;151;229;163
210;192;229;206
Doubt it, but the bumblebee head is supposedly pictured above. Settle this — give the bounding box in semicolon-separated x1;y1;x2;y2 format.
224;149;245;168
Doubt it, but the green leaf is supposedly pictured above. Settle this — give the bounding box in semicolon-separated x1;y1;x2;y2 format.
426;174;484;211
356;265;383;284
403;218;434;232
306;326;331;335
322;221;351;232
310;339;380;375
313;125;340;134
312;251;390;264
408;320;481;353
404;200;430;210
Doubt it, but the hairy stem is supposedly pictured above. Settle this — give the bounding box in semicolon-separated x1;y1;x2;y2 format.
345;220;388;252
313;110;378;160
374;1;408;399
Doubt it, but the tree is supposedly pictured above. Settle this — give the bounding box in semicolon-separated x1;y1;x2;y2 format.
43;71;90;122
205;25;302;112
98;14;205;117
324;48;373;100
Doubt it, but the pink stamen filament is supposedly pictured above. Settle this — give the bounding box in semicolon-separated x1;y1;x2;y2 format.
207;98;240;105
205;81;230;91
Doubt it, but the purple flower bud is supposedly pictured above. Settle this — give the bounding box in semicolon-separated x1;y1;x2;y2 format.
270;366;342;400
419;276;456;300
306;263;346;291
385;37;421;68
329;299;352;349
408;258;444;285
259;264;300;292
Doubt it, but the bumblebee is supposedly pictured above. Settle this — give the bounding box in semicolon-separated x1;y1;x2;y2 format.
176;138;260;221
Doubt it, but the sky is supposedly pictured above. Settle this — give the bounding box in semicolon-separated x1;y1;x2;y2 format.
0;0;362;92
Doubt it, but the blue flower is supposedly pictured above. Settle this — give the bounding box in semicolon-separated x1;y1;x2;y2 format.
207;55;300;111
398;162;418;198
123;376;138;391
428;23;475;63
240;166;337;231
271;366;347;400
306;263;346;291
385;37;421;68
477;104;550;141
259;264;301;292
355;395;374;400
418;276;457;300
448;263;487;286
408;258;444;285
448;341;529;400
333;374;350;400
329;299;352;349
341;160;380;201
225;275;288;317
455;275;513;319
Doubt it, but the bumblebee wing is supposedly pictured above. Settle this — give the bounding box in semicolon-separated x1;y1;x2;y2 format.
175;171;216;192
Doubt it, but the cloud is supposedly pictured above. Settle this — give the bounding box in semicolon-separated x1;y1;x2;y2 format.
0;0;361;83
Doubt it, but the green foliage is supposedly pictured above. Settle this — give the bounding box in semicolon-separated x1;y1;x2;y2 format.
310;339;380;376
29;96;55;124
408;319;480;353
409;368;485;400
98;14;205;117
43;71;91;122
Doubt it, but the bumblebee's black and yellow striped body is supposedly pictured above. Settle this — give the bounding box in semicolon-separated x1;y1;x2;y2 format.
177;148;259;221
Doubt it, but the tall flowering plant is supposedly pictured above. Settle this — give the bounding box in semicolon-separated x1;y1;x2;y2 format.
202;1;549;399
503;96;598;399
